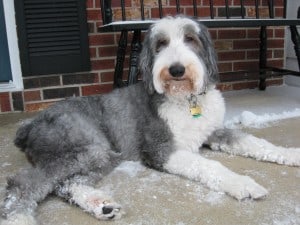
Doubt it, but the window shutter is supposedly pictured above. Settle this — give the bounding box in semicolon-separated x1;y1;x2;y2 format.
14;0;90;76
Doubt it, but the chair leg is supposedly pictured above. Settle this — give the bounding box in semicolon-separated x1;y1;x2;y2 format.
259;26;267;90
114;30;128;88
127;30;142;85
290;25;300;70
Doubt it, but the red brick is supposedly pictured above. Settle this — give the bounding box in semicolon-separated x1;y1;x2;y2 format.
25;102;55;112
247;50;272;60
185;7;213;18
91;59;115;70
218;62;232;73
233;40;259;49
95;0;101;8
273;49;284;58
218;29;246;39
113;8;144;21
170;0;193;6
98;46;118;57
275;7;284;17
261;0;284;7
214;40;233;50
111;1;131;7
203;0;226;6
208;29;217;39
101;71;114;83
267;59;284;68
86;9;101;21
86;0;94;8
247;7;269;18
24;91;41;102
89;47;97;58
266;78;283;86
218;51;245;61
88;22;95;33
0;92;11;112
81;84;113;96
89;34;116;46
274;28;285;38
246;50;259;59
247;28;273;39
151;7;182;18
234;0;259;6
268;39;284;49
233;61;259;71
216;83;233;92
96;21;104;28
232;81;259;90
247;28;260;39
133;0;167;7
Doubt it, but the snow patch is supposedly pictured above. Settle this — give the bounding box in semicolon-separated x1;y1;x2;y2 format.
204;191;225;205
225;108;300;129
1;162;12;168
114;161;145;177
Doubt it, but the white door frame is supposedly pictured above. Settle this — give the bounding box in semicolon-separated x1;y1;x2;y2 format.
0;0;23;93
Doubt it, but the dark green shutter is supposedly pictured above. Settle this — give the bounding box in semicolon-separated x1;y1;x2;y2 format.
15;0;90;76
0;0;12;82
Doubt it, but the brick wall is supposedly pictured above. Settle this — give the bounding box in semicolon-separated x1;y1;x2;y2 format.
0;0;285;113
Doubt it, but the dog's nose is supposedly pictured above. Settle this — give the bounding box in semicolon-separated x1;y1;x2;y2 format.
169;64;185;77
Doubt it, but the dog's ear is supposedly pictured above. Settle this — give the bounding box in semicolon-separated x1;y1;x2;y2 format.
197;24;219;84
139;29;155;94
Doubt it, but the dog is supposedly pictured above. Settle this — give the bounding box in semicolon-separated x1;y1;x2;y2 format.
1;16;300;225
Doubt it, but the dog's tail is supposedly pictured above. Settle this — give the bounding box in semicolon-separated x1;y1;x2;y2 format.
0;167;54;224
14;119;34;150
0;168;49;221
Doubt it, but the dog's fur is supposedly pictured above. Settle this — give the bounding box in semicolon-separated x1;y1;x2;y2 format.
1;16;300;225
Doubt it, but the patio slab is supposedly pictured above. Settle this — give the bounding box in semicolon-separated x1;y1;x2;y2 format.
0;85;299;225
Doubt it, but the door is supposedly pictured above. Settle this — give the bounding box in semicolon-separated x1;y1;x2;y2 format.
14;0;90;76
0;0;12;82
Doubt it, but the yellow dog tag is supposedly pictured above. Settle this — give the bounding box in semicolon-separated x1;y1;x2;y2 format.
190;106;202;118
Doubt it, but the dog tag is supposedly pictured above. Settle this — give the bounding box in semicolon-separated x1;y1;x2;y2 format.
188;94;202;118
190;106;202;118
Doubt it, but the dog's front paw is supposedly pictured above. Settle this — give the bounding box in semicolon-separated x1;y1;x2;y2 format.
223;175;268;200
86;198;124;220
70;184;125;220
275;148;300;166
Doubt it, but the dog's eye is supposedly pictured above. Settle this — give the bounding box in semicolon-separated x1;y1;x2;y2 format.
156;39;168;52
184;35;195;43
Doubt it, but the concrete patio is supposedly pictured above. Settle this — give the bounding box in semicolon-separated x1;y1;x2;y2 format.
0;84;299;225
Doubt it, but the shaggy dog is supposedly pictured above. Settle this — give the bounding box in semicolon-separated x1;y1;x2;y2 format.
1;16;300;224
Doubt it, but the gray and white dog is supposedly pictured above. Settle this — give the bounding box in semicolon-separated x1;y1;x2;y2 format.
1;16;300;225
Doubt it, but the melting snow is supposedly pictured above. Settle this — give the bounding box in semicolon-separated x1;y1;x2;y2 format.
225;108;300;129
114;161;145;177
223;85;300;129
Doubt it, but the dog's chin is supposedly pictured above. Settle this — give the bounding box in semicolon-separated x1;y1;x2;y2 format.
163;78;194;96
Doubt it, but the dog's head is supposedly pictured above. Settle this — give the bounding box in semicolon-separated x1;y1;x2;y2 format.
139;16;218;96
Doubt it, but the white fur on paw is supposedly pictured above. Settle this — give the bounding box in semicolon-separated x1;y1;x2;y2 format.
0;214;37;225
274;148;300;166
69;184;125;220
223;175;268;200
86;198;124;220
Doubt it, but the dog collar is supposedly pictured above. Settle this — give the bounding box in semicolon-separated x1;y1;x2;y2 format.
188;94;202;118
187;87;207;118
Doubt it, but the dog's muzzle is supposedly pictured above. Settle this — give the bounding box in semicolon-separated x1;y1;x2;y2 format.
160;63;195;95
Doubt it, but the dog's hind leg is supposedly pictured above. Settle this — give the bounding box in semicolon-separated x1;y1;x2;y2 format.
54;173;124;220
206;129;300;166
0;168;56;225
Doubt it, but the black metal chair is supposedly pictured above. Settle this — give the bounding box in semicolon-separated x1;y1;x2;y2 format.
98;0;300;90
